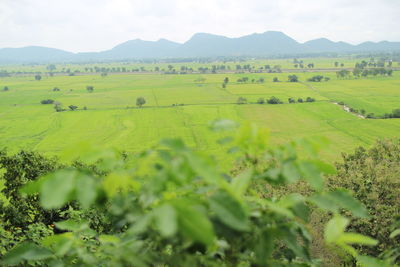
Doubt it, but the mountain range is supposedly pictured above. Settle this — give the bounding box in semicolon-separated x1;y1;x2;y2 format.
1;31;400;63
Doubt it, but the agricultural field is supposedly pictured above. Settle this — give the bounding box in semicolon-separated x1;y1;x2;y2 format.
0;56;385;74
0;68;399;165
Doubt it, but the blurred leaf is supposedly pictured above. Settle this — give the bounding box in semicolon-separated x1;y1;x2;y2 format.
173;200;215;246
2;242;52;265
40;169;77;209
310;189;368;218
76;173;97;209
338;233;378;246
231;168;253;197
298;161;324;190
325;215;349;243
357;255;392;267
154;204;177;237
42;233;73;256
55;220;89;232
99;235;120;244
282;161;300;183
102;171;140;197
389;229;400;238
210;190;250;231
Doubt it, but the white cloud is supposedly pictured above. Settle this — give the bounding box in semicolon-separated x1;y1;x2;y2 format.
0;0;398;52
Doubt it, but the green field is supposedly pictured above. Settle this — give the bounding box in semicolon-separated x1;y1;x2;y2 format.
0;69;399;164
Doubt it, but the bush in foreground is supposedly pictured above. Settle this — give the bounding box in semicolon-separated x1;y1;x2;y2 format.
0;122;392;266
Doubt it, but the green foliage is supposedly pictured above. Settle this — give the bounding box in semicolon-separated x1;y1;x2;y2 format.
136;97;146;107
328;139;400;261
0;122;383;266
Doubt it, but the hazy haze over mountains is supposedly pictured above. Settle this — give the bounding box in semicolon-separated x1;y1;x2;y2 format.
1;31;400;63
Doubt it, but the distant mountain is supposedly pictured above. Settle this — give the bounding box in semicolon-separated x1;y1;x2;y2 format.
0;46;73;63
1;31;400;63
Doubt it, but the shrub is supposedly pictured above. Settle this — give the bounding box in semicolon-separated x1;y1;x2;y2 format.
307;75;324;82
2;86;9;91
136;97;146;107
328;139;400;259
392;109;400;118
257;98;265;104
306;97;316;102
267;96;283;104
86;86;94;92
40;99;55;105
288;75;299;82
288;98;296;103
237;97;247;104
68;105;78;111
298;98;304;103
273;77;279;82
1;123;383;266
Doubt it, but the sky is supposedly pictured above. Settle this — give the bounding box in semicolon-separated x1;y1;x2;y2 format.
0;0;399;53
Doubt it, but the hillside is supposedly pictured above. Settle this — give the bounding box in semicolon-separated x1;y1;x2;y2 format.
1;31;400;63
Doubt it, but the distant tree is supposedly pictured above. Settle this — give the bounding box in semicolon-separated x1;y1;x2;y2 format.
83;106;88;110
3;86;9;91
340;63;344;67
306;97;316;102
360;109;366;116
392;109;400;118
46;64;56;71
86;86;94;93
267;96;283;104
68;105;78;111
288;75;299;82
288;98;296;103
257;98;265;104
53;87;60;92
324;77;330;82
236;97;247;104
136;97;146;108
35;74;42;81
257;78;265;83
307;75;324;82
54;102;63;112
101;72;108;77
273;77;279;82
334;62;339;67
222;83;226;89
298;98;304;103
223;77;229;84
40;99;55;105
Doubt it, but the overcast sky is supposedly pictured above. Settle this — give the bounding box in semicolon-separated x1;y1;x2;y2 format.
0;0;399;52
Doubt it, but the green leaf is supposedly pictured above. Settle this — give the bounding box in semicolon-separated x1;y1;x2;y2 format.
99;235;121;244
2;242;52;265
325;215;349;243
154;204;177;237
209;190;250;231
389;229;400;238
173;200;215;246
42;233;73;257
298;161;324;190
231;168;253;197
338;233;378;246
310;189;368;218
55;220;88;232
75;173;97;209
357;255;392;267
40;169;78;209
282;161;300;183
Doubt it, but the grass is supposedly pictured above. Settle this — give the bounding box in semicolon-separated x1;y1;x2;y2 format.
0;69;399;166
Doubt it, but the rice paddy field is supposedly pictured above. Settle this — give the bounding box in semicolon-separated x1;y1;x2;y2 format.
0;63;399;167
